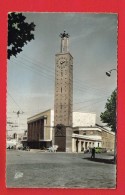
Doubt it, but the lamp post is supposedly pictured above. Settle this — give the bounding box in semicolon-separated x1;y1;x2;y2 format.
106;69;117;77
106;68;117;163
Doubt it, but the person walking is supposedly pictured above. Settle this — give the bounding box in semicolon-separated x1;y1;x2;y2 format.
91;147;95;158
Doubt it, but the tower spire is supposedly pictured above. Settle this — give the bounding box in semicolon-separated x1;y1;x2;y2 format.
60;31;70;53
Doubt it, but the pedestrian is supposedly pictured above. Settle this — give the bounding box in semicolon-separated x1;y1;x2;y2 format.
91;147;95;158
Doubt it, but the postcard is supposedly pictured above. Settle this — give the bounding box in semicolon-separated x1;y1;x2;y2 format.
0;0;125;195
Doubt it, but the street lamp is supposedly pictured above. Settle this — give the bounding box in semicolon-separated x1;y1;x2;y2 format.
106;69;117;77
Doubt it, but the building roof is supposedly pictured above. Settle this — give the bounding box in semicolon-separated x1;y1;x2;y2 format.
27;109;52;123
73;126;102;132
73;126;115;135
72;133;102;141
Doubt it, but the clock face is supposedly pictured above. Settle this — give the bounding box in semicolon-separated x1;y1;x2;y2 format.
57;57;67;69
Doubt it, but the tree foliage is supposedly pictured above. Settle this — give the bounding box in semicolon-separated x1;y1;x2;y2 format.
8;12;35;59
100;89;117;132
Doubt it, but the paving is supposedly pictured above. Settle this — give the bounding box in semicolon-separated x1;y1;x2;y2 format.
6;150;116;188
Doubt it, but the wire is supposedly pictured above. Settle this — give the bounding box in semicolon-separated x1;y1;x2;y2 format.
10;59;54;82
22;54;116;94
74;98;107;112
8;92;23;112
9;58;113;98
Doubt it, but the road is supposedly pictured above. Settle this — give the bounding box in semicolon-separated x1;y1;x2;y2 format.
6;150;116;188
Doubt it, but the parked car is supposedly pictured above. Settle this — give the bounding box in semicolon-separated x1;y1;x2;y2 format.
95;147;107;153
16;143;23;150
23;146;30;151
47;145;58;152
7;140;17;149
84;148;90;153
7;145;16;149
17;143;30;151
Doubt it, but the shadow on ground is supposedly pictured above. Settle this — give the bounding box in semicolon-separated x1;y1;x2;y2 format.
83;157;115;164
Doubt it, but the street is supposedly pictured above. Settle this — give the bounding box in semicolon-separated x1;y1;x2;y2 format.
6;150;116;188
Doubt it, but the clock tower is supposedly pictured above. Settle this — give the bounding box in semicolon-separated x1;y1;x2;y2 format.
54;31;73;152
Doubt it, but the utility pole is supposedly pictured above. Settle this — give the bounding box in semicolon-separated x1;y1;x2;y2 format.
13;110;24;142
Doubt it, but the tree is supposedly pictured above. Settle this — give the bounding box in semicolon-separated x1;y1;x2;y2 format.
8;12;35;59
100;89;117;132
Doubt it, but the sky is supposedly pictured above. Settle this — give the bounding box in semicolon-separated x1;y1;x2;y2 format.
7;13;118;135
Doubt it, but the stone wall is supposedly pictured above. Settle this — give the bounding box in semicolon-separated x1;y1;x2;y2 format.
101;130;115;151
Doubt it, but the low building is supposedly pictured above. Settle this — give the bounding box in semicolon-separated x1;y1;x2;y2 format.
72;126;115;152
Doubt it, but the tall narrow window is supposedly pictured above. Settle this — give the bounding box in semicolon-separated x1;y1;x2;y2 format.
61;87;62;93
